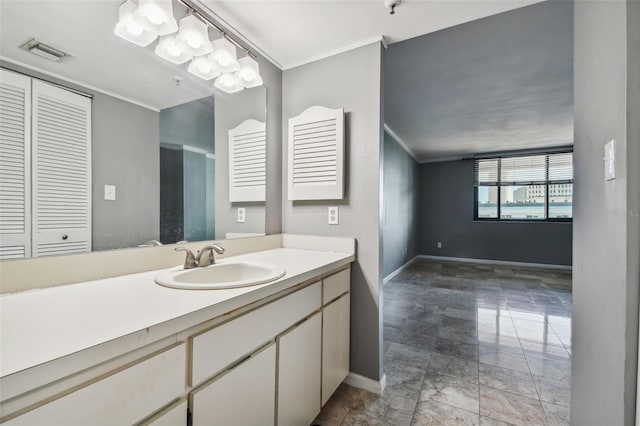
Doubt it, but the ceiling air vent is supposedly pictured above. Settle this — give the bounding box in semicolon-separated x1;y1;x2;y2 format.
20;39;69;62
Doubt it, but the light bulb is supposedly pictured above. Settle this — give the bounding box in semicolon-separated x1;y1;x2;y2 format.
220;74;234;87
239;68;256;81
147;10;164;25
187;36;202;49
126;21;144;36
167;43;181;57
198;61;211;73
218;53;232;67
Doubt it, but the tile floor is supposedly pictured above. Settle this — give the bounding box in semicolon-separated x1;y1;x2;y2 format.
314;259;572;426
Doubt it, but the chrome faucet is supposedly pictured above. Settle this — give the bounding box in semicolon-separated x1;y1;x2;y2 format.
175;247;197;269
196;244;226;267
175;244;225;269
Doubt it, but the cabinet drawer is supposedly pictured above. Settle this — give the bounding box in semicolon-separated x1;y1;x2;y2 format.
191;343;276;426
323;268;350;304
191;282;321;386
6;344;186;426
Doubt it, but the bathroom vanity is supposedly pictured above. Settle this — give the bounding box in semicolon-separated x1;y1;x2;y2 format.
0;237;355;425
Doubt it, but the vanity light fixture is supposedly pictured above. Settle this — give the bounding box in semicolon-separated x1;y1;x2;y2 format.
135;0;178;36
188;56;221;80
114;0;157;47
175;14;213;56
155;35;193;64
214;72;244;94
210;38;240;73
236;56;263;88
112;0;263;93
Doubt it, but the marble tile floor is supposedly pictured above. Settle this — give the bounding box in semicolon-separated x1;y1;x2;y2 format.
313;259;572;426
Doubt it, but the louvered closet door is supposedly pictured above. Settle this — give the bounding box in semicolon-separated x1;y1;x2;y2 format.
228;119;266;202
0;70;31;260
32;80;91;257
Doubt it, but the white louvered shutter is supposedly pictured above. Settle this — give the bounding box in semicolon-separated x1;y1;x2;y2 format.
288;106;344;201
228;119;266;202
32;80;91;257
0;70;32;260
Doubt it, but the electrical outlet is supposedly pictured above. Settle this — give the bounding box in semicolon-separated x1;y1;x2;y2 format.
403;248;407;256
104;185;116;201
437;242;442;249
328;206;339;225
237;207;246;223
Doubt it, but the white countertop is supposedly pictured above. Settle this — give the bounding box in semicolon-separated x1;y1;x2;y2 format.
0;247;354;378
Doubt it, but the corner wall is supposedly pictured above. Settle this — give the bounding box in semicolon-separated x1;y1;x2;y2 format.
281;42;384;381
572;1;640;424
382;131;419;277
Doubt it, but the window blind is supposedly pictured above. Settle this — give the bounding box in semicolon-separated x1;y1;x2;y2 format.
474;152;573;186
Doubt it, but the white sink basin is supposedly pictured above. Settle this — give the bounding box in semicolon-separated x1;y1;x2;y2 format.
155;260;286;290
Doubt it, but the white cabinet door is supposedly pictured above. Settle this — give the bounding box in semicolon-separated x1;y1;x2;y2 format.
6;344;186;425
0;69;31;260
31;80;91;257
191;282;320;386
322;293;350;405
277;312;322;426
191;343;276;426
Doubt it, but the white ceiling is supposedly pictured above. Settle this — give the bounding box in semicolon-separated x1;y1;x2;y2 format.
0;0;225;111
200;0;544;69
384;0;573;161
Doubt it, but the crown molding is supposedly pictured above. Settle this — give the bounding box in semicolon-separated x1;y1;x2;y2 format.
283;35;387;70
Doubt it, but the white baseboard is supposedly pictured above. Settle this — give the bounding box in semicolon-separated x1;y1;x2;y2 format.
383;256;419;284
344;372;386;395
416;255;572;271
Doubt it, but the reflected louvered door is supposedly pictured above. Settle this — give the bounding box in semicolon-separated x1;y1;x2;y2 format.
0;70;31;259
288;106;344;200
32;80;91;257
228;119;266;202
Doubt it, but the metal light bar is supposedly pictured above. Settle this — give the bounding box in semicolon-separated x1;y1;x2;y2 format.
175;0;257;60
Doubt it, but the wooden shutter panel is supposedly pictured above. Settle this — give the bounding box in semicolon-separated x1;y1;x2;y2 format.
288;106;344;201
0;70;32;260
32;80;91;257
228;119;266;202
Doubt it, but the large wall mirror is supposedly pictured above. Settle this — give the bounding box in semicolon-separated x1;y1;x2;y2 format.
0;0;268;260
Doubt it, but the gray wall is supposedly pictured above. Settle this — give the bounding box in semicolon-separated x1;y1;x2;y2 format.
572;1;640;424
282;42;384;381
418;159;573;266
261;56;283;236
0;61;160;251
91;94;159;250
384;0;573;160
382;131;419;277
214;87;266;239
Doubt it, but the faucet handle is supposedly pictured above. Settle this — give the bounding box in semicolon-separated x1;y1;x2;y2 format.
175;247;197;269
196;244;225;267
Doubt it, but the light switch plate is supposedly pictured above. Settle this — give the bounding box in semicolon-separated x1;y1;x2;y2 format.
237;207;246;223
328;206;339;225
604;139;616;180
104;185;116;201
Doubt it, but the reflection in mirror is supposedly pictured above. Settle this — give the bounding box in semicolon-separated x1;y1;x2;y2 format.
0;0;267;260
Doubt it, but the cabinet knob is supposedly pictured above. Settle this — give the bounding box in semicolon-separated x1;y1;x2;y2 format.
62;234;68;240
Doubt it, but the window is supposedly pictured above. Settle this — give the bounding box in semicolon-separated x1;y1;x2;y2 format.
474;152;573;221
